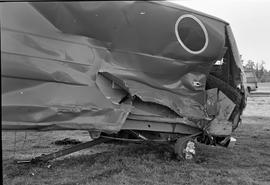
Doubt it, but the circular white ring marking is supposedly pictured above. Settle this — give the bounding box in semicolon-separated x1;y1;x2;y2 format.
175;14;209;54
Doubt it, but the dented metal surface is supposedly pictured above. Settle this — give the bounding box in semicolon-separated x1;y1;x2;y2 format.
1;2;246;136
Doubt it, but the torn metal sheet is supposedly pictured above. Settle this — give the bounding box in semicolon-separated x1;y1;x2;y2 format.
206;90;236;136
1;2;246;135
95;74;128;104
206;88;218;116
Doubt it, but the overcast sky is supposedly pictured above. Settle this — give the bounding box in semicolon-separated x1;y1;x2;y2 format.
171;0;270;70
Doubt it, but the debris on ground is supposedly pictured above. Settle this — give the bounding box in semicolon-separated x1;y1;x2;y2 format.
52;138;82;145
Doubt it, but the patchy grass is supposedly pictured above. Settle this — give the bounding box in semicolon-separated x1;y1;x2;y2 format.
2;96;270;185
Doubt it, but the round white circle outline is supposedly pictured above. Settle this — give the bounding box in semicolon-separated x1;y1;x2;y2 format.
175;14;209;54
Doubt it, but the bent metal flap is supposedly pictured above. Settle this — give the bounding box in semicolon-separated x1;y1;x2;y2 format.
1;2;246;136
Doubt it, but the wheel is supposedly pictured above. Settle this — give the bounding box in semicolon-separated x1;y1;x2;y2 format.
174;137;196;160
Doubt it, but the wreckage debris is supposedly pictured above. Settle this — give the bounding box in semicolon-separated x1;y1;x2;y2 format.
1;1;247;161
52;138;82;146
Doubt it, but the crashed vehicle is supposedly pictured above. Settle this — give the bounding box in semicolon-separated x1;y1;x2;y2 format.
1;1;247;161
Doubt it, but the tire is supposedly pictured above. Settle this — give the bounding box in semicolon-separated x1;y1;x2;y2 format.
174;137;196;160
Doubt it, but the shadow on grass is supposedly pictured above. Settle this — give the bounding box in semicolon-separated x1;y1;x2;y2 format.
3;141;222;182
3;143;175;177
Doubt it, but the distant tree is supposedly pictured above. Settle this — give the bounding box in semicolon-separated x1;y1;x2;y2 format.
245;60;255;70
260;66;270;82
255;62;259;78
257;61;266;81
242;58;270;82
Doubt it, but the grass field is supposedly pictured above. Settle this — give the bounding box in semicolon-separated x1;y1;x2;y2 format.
2;83;270;185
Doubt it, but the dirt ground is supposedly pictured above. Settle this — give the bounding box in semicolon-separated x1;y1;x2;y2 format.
2;83;270;185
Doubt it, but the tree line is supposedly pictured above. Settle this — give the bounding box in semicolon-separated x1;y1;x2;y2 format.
242;59;270;82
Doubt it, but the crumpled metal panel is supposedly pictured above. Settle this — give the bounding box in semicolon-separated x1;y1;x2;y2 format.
1;2;244;132
2;77;131;132
206;90;236;136
29;1;228;119
0;3;131;132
